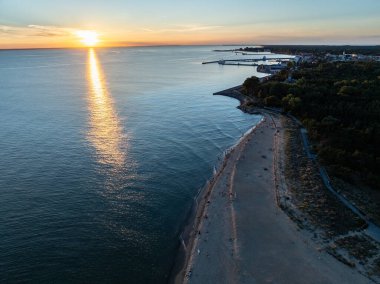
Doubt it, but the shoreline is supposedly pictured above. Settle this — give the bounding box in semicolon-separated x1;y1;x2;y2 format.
169;86;265;283
172;86;375;283
170;114;264;284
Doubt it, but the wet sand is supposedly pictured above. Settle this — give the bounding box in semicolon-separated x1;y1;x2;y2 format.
176;113;370;284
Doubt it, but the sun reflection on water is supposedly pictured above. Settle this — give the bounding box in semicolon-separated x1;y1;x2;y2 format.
86;48;126;169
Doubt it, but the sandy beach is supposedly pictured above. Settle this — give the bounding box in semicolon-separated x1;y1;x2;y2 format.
175;112;371;284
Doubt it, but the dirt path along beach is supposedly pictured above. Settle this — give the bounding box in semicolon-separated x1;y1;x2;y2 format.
178;113;370;284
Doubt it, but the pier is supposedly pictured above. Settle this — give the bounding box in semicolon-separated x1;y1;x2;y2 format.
220;62;259;67
202;57;294;65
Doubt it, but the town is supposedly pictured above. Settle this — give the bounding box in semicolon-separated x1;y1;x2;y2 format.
205;46;380;75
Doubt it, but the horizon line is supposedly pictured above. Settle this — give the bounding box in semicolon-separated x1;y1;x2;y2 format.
1;43;380;52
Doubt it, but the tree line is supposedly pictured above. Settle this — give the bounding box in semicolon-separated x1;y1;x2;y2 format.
243;61;380;190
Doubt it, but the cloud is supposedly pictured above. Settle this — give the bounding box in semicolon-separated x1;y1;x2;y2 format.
141;24;223;33
27;25;72;37
0;24;74;37
0;25;19;34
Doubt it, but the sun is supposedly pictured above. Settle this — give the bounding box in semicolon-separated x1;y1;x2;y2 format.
76;30;99;47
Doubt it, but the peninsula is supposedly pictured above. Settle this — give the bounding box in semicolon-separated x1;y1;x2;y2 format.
175;47;380;284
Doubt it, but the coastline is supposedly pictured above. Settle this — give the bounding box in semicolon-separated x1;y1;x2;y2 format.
172;86;375;283
170;113;264;284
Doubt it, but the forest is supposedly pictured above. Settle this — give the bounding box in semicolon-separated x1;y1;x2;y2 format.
243;61;380;190
264;45;380;56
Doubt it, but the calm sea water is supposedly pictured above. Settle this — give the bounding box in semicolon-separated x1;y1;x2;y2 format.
0;46;267;283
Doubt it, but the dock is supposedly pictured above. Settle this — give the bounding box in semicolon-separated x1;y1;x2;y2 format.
201;60;220;64
220;62;259;67
202;57;294;65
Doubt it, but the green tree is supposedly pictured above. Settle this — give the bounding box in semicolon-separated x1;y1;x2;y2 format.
243;76;260;95
269;82;288;98
264;96;281;107
338;86;359;96
282;94;302;112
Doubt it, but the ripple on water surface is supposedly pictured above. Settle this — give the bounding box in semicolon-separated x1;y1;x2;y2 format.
0;46;263;283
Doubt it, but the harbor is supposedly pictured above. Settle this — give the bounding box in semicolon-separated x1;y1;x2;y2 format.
202;56;294;65
202;56;296;74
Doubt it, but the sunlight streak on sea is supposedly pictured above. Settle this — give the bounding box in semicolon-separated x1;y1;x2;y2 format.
87;48;128;168
0;46;263;283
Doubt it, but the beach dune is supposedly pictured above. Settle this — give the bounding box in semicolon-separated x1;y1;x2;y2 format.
177;113;370;284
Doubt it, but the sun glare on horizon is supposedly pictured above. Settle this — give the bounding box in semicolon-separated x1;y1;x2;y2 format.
76;30;99;47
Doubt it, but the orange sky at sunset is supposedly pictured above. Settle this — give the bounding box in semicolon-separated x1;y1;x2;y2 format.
1;0;379;49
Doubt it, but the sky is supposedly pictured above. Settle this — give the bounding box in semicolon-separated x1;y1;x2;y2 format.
1;0;380;49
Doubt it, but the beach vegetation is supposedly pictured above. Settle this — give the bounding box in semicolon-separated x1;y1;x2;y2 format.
245;61;380;190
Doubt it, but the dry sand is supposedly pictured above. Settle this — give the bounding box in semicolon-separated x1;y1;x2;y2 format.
177;113;371;284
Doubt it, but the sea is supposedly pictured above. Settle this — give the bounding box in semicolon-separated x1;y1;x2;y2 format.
0;46;270;283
